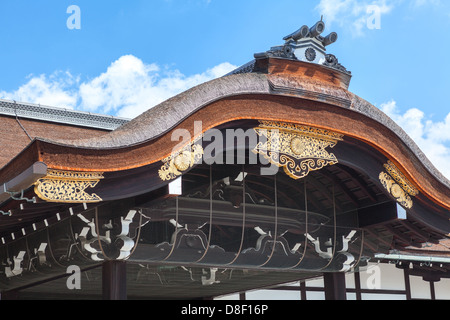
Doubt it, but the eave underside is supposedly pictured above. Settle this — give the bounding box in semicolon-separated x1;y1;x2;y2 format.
0;63;449;298
0;94;447;212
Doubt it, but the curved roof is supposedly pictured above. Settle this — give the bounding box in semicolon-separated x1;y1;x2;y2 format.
0;56;448;236
12;57;445;209
56;67;448;189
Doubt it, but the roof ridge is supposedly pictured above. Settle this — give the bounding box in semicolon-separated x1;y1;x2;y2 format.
0;98;130;131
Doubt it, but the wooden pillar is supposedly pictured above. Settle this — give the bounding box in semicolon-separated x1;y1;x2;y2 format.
354;271;362;300
324;273;347;300
300;281;307;300
430;281;436;300
403;268;411;300
102;260;127;300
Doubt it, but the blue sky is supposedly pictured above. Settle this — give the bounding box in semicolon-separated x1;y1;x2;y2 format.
0;0;449;178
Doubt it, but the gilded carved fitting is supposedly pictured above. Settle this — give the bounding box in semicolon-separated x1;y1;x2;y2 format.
383;161;419;197
379;161;419;209
253;121;344;180
34;169;104;203
158;142;204;182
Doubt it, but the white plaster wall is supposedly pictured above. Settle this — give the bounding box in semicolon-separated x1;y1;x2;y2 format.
359;263;405;291
435;278;450;300
216;263;450;300
410;275;431;300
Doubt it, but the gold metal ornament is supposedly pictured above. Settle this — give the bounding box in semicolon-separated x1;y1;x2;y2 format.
159;143;204;182
34;170;104;203
253;121;344;180
379;161;418;209
383;161;419;197
174;151;193;171
290;137;306;155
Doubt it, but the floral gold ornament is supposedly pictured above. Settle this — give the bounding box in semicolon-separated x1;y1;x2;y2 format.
383;161;419;197
379;161;418;209
174;150;193;171
34;170;104;203
253;121;344;180
290;137;306;155
159;142;204;182
390;184;404;199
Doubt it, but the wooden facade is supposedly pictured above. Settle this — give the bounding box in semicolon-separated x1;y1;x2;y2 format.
0;25;449;300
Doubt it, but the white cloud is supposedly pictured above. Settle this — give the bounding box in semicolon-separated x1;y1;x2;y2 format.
78;55;161;116
0;71;79;109
0;55;237;119
315;0;447;36
412;0;440;7
380;100;450;180
81;55;236;119
315;0;395;37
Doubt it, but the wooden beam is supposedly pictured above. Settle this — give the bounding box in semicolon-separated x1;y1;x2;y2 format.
398;220;439;244
364;229;394;249
306;175;343;212
318;170;360;207
337;166;378;203
384;224;421;248
0;290;20;300
358;201;398;228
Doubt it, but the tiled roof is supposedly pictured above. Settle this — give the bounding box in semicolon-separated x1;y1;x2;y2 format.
0;99;130;168
0;99;129;131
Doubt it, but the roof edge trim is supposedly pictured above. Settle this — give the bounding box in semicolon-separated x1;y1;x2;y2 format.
0;99;130;131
